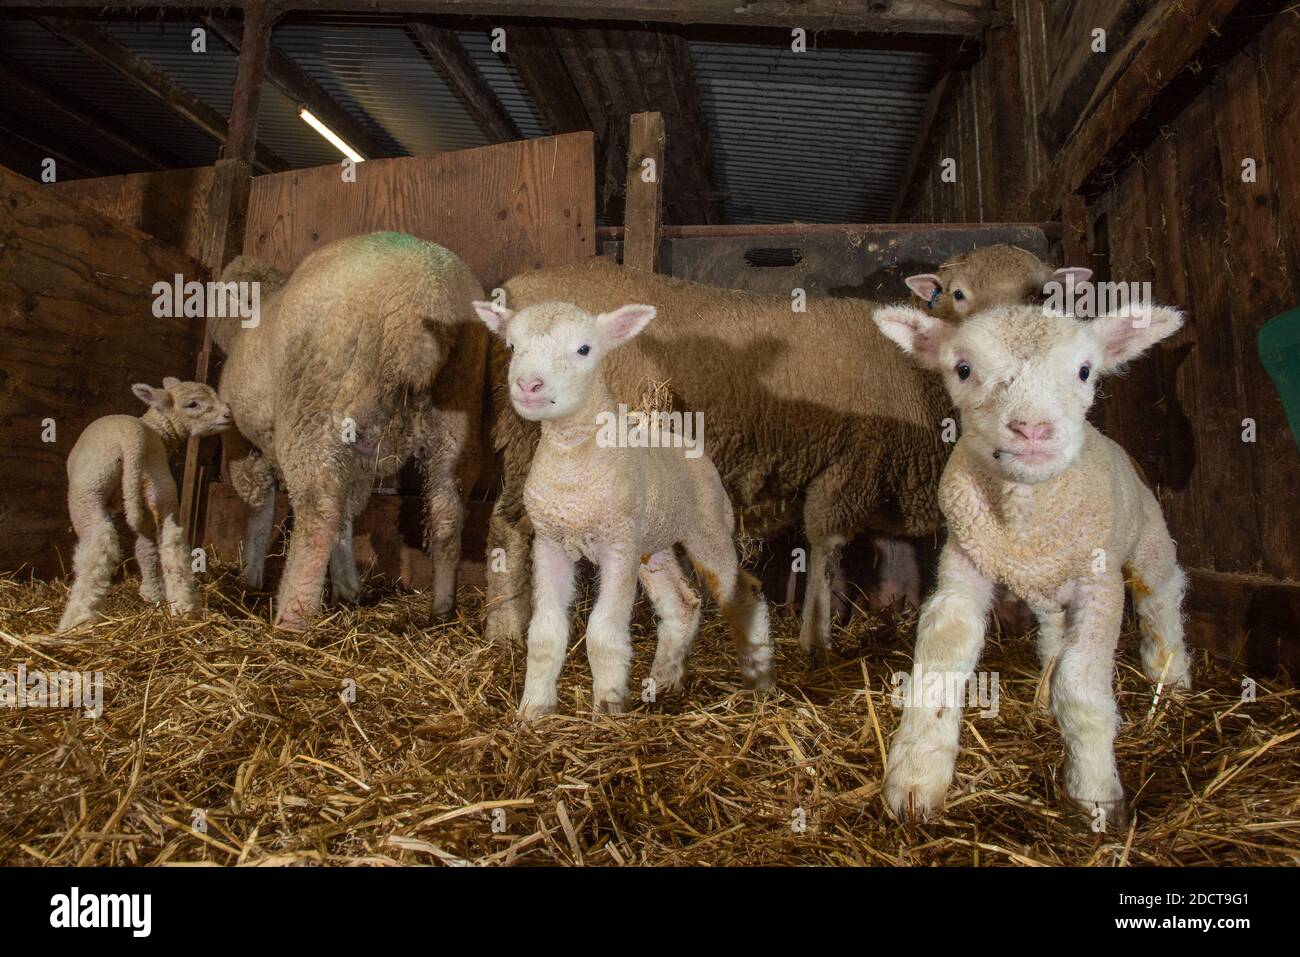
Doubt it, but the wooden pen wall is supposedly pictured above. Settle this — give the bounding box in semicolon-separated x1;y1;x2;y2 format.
0;164;203;577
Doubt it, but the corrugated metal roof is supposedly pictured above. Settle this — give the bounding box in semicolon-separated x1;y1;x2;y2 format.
274;14;490;157
689;41;936;224
0;19;222;174
456;29;551;140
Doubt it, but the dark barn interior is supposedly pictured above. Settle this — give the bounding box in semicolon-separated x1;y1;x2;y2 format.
0;0;1297;868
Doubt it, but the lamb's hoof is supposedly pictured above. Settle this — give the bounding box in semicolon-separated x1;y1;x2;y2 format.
518;695;557;722
742;670;775;693
648;663;686;697
168;599;199;618
429;600;457;626
593;695;626;716
883;747;954;822
139;583;165;603
243;572;265;592
1073;795;1130;833
332;582;361;604
274;611;310;633
799;629;833;667
57;610;94;633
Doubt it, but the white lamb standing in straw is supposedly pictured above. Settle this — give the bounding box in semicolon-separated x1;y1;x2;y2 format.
872;301;1191;828
474;299;773;720
59;378;232;631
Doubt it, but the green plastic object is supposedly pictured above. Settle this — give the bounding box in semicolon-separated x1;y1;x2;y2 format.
1259;306;1300;450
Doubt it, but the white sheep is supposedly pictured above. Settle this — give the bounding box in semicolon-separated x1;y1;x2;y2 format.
872;301;1191;828
59;378;232;631
473;299;773;719
213;233;487;630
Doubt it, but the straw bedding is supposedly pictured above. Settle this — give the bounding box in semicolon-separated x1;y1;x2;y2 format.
1;565;1296;866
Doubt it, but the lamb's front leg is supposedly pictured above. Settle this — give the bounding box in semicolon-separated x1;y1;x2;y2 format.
519;536;576;720
243;491;275;590
1053;576;1128;829
884;543;993;821
586;547;639;715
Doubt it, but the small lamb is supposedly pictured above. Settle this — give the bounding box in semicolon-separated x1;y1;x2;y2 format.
474;299;773;719
905;244;1092;323
872;301;1190;828
59;378;232;631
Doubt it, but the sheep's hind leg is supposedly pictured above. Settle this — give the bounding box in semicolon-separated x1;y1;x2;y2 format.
798;531;847;664
684;533;773;692
638;550;702;696
884;543;992;822
329;515;362;603
485;490;532;647
275;483;344;631
134;518;165;604
1126;514;1191;690
242;491;276;591
59;504;121;631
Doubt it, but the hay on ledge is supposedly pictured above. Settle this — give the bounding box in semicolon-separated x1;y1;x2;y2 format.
0;565;1296;866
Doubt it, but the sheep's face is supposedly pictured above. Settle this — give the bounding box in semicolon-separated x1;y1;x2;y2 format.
874;302;1183;485
905;245;1091;322
473;300;657;422
132;377;233;437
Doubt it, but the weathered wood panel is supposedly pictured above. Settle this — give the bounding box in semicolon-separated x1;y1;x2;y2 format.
243;132;597;289
0;163;203;576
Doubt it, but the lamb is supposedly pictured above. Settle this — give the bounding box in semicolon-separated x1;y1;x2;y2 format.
474;298;773;719
59;378;232;631
872;300;1191;828
905;244;1092;323
211;232;488;630
486;252;1079;657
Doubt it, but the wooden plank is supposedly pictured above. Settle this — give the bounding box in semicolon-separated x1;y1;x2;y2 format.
1172;93;1261;574
33;16;288;175
890;70;952;221
1185;568;1300;675
1256;10;1300;284
241;132;596;289
406;20;522;142
622;111;664;273
51;167;218;265
1021;0;1247;219
503;25;592;136
205;15;389;161
23;1;999;34
1210;47;1299;580
223;0;273;166
0;163;203;576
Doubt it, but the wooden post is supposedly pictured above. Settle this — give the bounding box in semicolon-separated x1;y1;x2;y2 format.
622;111;665;273
179;2;272;545
1060;193;1089;267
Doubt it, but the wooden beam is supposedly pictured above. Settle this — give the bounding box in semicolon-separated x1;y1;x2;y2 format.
9;2;999;35
0;60;184;171
0;108;112;179
34;15;289;174
224;0;273;164
1019;0;1286;219
889;68;952;221
622;111;664;272
503;24;592;136
405;20;522;142
204;15;390;160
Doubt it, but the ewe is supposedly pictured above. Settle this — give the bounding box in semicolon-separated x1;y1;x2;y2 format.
59;378;231;631
474;299;773;720
213;233;487;630
873;302;1190;828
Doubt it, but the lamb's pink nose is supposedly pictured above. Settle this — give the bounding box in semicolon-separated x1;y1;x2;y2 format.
516;377;544;394
1008;420;1053;443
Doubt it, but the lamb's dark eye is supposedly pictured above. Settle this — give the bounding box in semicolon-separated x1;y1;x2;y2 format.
1079;364;1091;382
184;400;200;410
952;289;966;301
577;344;591;356
956;361;972;381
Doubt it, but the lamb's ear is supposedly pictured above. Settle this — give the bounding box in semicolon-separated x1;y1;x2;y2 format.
904;273;942;306
1052;266;1092;288
597;303;656;345
1092;305;1184;371
873;304;953;369
161;376;180;389
132;383;171;408
472;300;512;336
